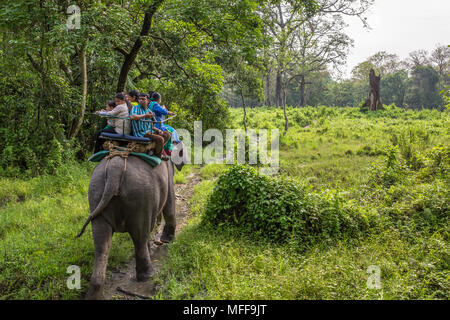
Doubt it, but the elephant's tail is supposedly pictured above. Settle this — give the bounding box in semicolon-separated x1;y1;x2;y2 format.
76;157;126;238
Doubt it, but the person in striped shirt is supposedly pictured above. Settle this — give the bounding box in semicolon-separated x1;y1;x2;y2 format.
130;93;171;160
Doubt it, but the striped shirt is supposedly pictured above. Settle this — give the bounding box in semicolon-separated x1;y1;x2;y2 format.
130;104;153;137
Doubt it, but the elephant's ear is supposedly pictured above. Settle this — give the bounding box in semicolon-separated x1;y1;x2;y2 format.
172;141;187;171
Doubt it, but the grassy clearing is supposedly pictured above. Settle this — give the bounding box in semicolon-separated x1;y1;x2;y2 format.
154;217;448;300
154;106;449;300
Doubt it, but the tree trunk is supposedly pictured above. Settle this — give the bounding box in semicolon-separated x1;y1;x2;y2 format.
281;84;288;134
116;0;164;92
299;74;306;107
363;69;383;111
69;46;87;139
275;71;282;108
283;102;289;135
265;70;271;106
240;89;247;133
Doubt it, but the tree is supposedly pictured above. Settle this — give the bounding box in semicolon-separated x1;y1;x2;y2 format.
352;61;376;81
229;61;264;132
260;0;310;107
329;79;358;107
368;51;403;76
380;70;408;107
261;0;372;108
260;0;372;133
290;11;353;107
352;51;403;80
404;65;443;109
0;0;134;170
362;69;382;111
406;49;430;69
299;71;334;106
430;45;450;77
115;0;165;93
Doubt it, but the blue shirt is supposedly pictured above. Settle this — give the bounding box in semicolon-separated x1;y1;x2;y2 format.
130;104;153;137
151;102;169;131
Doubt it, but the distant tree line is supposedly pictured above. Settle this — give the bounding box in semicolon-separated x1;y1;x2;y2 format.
226;45;450;110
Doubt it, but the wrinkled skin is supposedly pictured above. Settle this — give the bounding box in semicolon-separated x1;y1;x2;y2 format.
83;156;177;300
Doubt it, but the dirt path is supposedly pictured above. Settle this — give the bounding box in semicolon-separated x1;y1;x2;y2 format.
102;172;201;300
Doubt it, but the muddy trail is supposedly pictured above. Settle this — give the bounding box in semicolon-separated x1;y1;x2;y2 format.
97;172;201;300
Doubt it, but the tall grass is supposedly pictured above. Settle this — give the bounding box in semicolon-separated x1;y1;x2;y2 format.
0;163;134;299
154;106;449;300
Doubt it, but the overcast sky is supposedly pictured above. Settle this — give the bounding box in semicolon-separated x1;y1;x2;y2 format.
342;0;450;78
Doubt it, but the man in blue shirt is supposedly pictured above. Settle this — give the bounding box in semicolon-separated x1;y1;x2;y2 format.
150;92;175;131
130;94;171;160
149;91;179;154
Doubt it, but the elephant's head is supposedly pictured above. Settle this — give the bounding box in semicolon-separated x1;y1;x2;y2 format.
171;141;188;171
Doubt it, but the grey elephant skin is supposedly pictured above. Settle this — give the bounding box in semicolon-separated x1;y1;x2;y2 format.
78;155;177;300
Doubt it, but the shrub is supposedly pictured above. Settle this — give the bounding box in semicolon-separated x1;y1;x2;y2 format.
390;127;431;170
203;165;371;246
364;142;448;231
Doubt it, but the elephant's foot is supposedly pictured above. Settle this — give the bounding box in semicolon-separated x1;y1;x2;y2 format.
135;257;155;282
136;267;155;282
160;225;175;243
85;284;105;300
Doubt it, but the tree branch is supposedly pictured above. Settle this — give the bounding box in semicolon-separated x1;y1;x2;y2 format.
26;53;43;74
116;0;165;92
149;34;190;79
114;47;129;57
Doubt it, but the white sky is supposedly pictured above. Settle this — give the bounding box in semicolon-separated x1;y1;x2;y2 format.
342;0;450;78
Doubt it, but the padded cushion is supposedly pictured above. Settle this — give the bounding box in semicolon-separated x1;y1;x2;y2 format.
88;151;161;167
88;150;110;162
100;132;151;143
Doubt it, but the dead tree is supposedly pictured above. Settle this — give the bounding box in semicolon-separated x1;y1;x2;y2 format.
363;69;383;111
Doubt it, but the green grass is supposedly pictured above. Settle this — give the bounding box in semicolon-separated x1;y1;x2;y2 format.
174;164;194;184
199;163;227;180
153;105;449;300
0;162;134;299
154;216;448;300
1;105;448;300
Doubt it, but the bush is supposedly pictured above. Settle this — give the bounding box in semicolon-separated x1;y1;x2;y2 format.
203;165;371;246
364;142;448;231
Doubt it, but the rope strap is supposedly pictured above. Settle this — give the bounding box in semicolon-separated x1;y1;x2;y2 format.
101;140;155;197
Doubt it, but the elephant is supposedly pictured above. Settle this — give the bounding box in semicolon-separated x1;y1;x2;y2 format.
76;144;184;300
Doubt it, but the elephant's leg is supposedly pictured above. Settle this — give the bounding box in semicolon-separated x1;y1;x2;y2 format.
156;210;162;228
85;217;113;300
160;186;176;243
131;234;155;282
